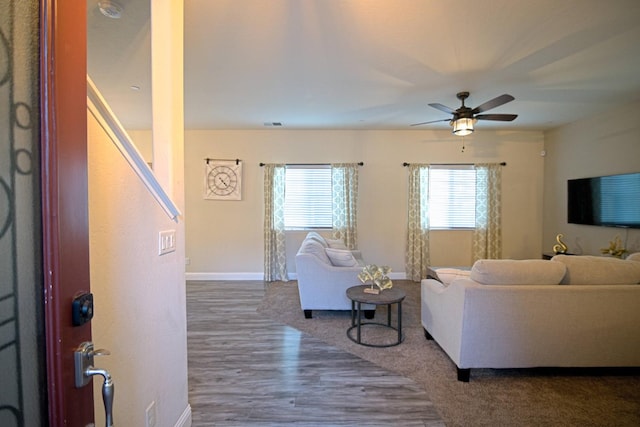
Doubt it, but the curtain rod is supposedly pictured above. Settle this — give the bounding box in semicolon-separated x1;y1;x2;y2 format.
260;162;364;167
403;162;506;167
206;158;241;165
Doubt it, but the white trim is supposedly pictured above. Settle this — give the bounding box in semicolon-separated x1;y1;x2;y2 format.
185;272;408;281
186;272;267;281
86;76;181;222
389;272;407;280
174;404;192;427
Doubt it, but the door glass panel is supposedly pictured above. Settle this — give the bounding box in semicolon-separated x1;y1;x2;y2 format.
0;1;46;426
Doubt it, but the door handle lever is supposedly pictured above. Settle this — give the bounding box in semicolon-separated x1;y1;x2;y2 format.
85;367;114;427
75;342;115;427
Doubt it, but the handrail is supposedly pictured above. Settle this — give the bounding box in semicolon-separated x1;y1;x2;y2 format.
86;76;181;221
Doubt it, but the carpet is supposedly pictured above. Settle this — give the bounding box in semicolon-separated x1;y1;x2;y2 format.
257;280;640;427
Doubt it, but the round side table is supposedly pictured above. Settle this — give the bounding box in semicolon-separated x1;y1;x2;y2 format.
346;285;406;347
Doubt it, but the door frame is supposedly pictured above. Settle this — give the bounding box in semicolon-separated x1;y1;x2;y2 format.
41;0;94;425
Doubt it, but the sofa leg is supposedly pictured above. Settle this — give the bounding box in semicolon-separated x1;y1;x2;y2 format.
457;368;470;382
304;310;312;319
364;310;375;319
424;328;433;340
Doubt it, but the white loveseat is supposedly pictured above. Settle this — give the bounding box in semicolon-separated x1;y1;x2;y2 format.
295;232;374;318
421;254;640;381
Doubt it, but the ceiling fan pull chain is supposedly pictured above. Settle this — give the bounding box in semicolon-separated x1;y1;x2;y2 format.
461;136;465;153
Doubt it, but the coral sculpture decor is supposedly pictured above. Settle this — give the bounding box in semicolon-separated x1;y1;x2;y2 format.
600;235;627;258
358;265;393;295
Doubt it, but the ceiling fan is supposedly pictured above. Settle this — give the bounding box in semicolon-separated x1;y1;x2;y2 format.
411;92;517;136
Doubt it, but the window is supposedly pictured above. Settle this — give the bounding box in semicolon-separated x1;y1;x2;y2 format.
284;165;332;229
428;165;475;229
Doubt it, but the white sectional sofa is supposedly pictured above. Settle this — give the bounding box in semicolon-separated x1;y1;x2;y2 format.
421;254;640;381
295;232;374;319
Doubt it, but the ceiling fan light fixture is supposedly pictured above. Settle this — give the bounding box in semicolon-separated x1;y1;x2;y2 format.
451;117;475;136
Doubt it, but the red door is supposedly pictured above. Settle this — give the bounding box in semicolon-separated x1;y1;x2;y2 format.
41;1;95;425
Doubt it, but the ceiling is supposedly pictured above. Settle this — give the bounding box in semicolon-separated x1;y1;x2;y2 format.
88;0;640;132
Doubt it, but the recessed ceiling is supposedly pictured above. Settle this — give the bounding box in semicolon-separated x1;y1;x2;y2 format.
88;0;640;131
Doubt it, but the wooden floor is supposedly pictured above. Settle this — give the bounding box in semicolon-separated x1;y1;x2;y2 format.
187;281;444;426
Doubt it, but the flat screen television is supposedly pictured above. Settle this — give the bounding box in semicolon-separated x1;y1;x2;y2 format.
567;172;640;229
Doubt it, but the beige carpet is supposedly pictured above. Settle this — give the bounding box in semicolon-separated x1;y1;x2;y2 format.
257;280;640;427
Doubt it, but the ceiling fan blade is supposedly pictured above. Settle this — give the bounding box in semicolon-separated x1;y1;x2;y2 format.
475;114;518;122
472;94;515;114
410;118;450;126
428;103;456;114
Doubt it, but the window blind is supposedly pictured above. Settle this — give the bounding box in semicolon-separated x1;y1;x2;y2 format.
428;165;476;229
284;165;332;229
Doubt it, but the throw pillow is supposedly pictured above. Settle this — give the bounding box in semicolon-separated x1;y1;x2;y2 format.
552;255;640;285
325;238;349;250
325;248;359;267
306;232;328;248
627;252;640;262
300;240;332;264
429;267;470;285
471;259;566;285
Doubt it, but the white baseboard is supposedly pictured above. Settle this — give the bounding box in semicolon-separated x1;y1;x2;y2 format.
186;272;265;281
174;404;192;427
186;272;408;281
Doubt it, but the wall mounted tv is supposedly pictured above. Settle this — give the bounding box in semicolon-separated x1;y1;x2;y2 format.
568;172;640;229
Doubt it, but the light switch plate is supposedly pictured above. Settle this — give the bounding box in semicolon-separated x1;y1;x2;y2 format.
158;230;176;255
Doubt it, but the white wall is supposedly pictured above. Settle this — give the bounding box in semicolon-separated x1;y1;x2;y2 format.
88;1;189;426
128;129;153;165
543;101;640;256
185;129;545;278
88;113;188;426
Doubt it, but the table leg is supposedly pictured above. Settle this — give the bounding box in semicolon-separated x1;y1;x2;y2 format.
351;300;355;326
356;302;362;343
397;301;402;344
387;303;391;326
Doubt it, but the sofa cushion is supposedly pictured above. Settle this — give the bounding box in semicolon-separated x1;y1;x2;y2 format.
299;239;332;264
325;248;359;267
552;255;640;285
471;259;566;285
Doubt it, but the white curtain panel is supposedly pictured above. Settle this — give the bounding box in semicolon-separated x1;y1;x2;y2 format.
263;164;288;281
473;163;502;261
331;163;359;249
405;164;431;281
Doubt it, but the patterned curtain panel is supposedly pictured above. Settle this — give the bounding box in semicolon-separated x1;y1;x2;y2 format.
263;164;288;281
473;163;502;261
405;164;431;281
331;163;359;249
